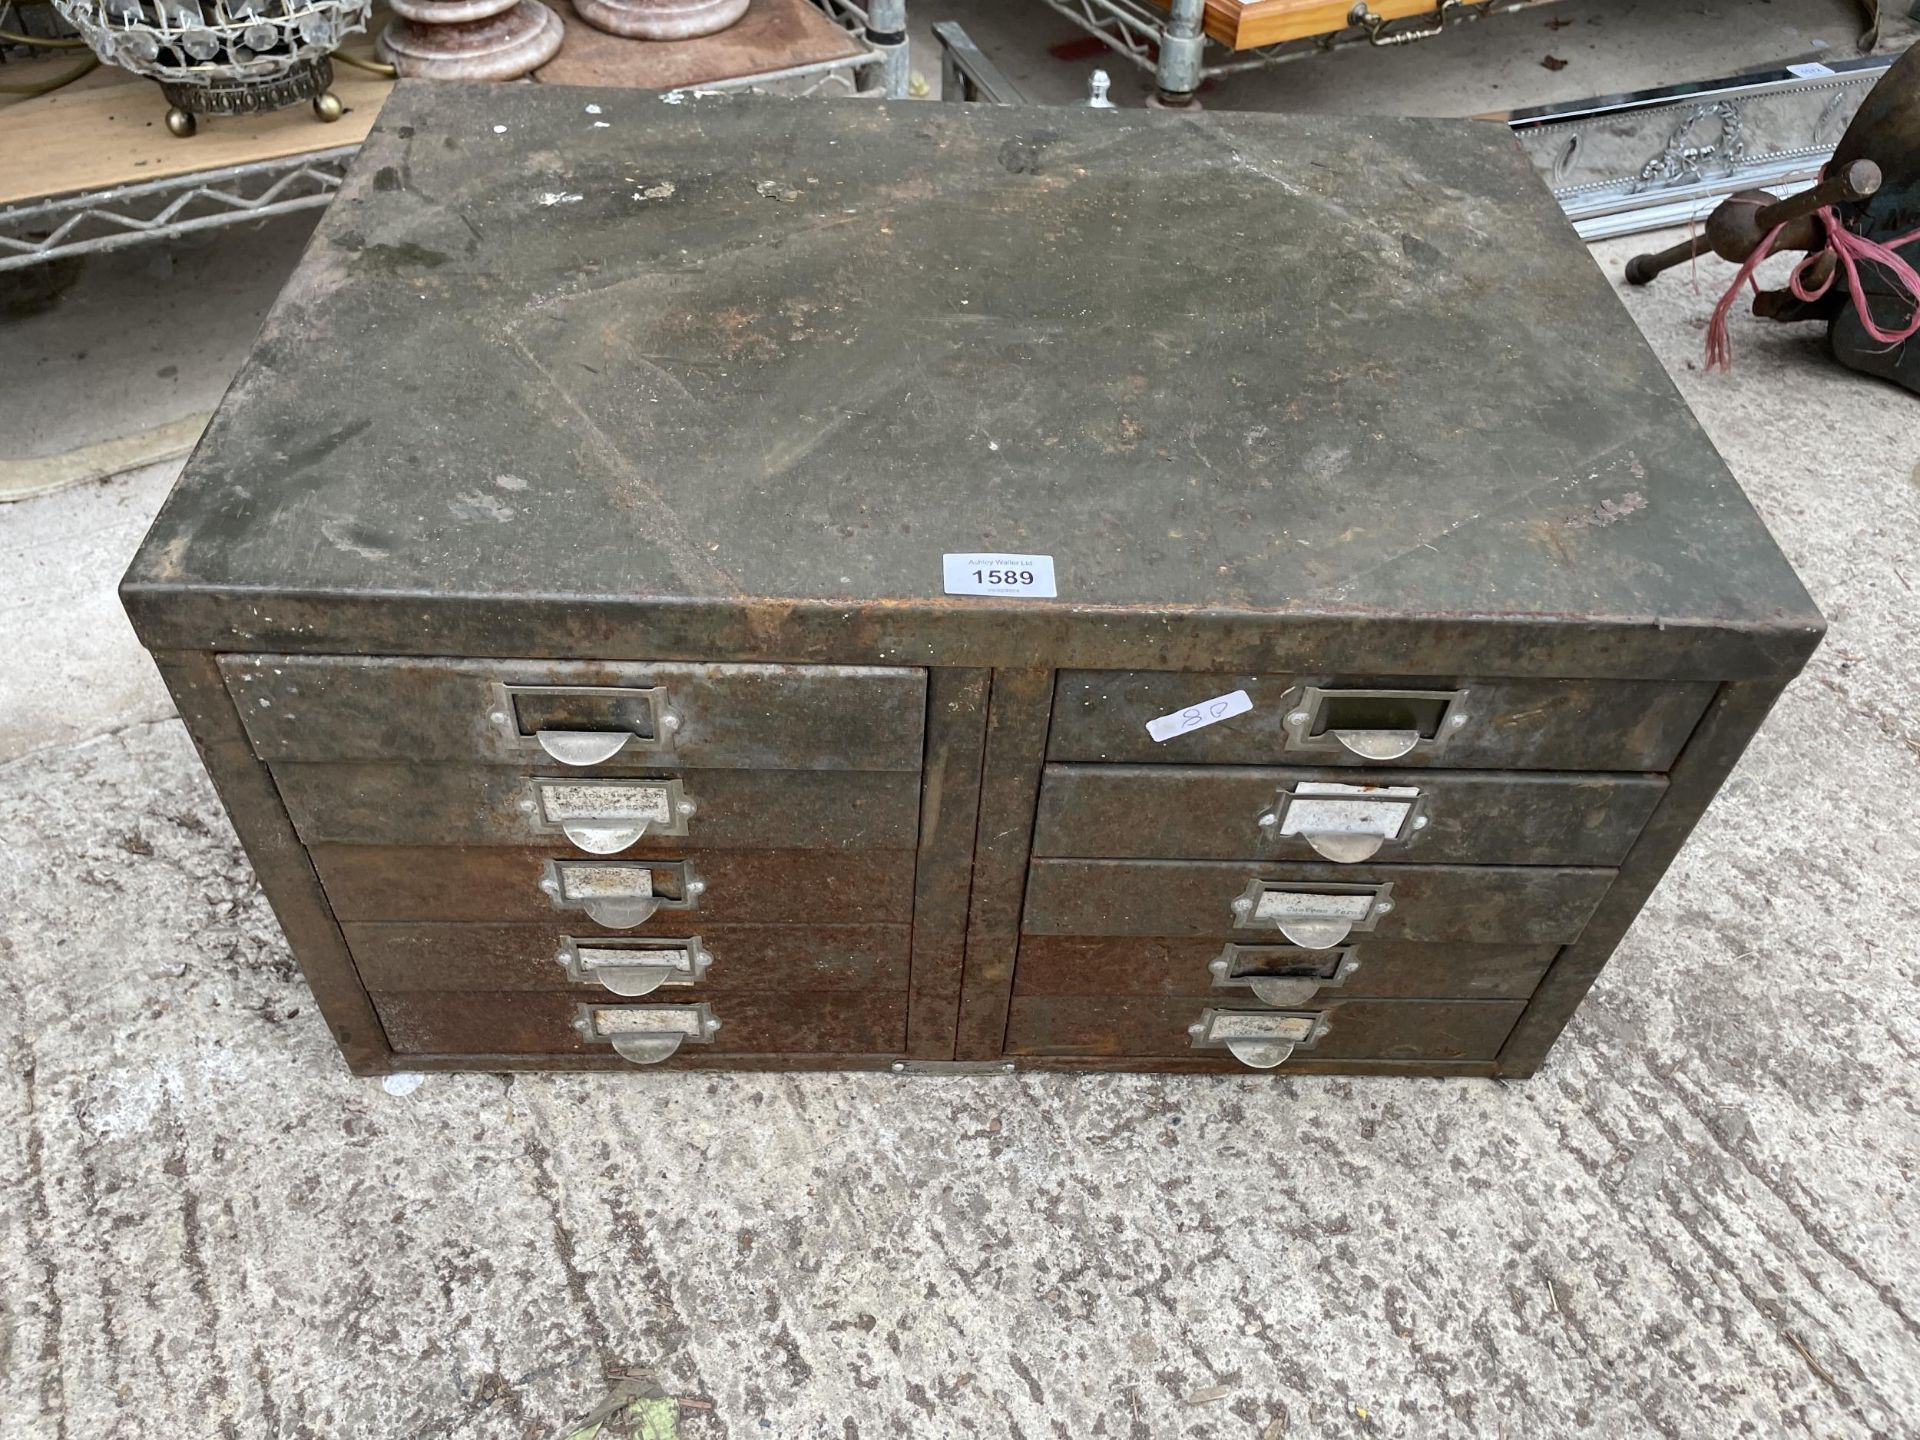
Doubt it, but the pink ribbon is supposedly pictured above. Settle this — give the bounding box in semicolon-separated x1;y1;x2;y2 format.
1704;199;1920;371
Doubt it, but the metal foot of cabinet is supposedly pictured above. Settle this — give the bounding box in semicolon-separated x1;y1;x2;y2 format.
124;84;1822;1079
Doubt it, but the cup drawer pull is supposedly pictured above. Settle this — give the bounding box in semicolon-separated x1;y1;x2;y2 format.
1230;879;1394;949
560;936;712;995
1188;1007;1330;1069
1282;686;1469;762
1257;781;1427;862
575;1002;719;1064
540;859;703;928
529;777;695;853
493;683;682;766
1208;943;1360;1006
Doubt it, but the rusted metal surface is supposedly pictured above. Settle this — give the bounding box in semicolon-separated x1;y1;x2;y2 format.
1001;1056;1499;1077
1023;860;1612;943
311;845;915;924
344;921;910;991
1049;672;1714;770
954;668;1052;1060
149;652;395;1073
124;87;1822;684
1012;937;1556;1000
1496;680;1787;1075
1033;765;1664;867
220;656;928;771
1005;997;1525;1062
122;88;1828;1075
905;668;990;1058
373;990;908;1055
271;762;921;850
388;1052;1496;1075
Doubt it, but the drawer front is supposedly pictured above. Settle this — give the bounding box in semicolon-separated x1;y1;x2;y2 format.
345;922;910;992
274;763;921;852
1023;860;1611;944
1050;671;1712;770
222;656;927;771
1012;937;1556;1001
312;846;916;925
374;991;908;1057
1034;765;1663;866
1006;997;1525;1062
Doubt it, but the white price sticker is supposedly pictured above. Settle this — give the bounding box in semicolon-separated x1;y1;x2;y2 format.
1786;62;1834;77
942;553;1057;598
1145;689;1254;744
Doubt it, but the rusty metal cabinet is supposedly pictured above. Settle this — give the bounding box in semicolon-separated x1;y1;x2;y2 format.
122;84;1823;1079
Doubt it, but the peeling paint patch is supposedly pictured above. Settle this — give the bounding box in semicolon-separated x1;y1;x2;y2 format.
1567;492;1649;530
320;518;389;561
451;489;516;523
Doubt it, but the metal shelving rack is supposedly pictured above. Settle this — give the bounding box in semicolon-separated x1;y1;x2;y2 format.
659;0;907;98
0;149;354;270
0;0;908;273
1032;0;1543;105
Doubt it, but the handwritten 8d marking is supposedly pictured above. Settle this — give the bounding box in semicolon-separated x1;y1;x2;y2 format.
1145;689;1254;744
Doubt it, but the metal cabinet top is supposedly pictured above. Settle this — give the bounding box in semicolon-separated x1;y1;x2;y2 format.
124;82;1821;680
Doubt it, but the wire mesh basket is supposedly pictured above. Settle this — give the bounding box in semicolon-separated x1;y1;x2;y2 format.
52;0;370;126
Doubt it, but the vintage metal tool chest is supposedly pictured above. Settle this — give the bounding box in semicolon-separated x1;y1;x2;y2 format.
122;82;1823;1078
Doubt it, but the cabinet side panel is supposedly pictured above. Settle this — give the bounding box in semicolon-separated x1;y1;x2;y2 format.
906;668;991;1059
955;668;1054;1059
1496;678;1790;1076
151;650;392;1073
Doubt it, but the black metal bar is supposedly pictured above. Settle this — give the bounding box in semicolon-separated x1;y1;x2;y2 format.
931;20;1027;105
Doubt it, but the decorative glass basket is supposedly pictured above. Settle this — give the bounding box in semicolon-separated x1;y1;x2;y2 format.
51;0;372;134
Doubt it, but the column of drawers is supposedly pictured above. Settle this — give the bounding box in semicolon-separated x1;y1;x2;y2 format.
1007;671;1715;1070
220;656;928;1067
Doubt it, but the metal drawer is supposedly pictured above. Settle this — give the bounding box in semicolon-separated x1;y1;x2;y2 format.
1022;860;1612;945
311;845;916;925
273;763;921;853
372;991;909;1058
344;922;911;993
1033;765;1663;866
1011;937;1556;1003
1050;672;1712;770
1005;996;1526;1063
221;656;927;771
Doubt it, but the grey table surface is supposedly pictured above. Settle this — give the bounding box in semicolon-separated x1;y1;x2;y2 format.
123;83;1820;675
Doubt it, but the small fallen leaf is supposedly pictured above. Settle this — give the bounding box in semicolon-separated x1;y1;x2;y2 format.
1185;1384;1233;1405
1541;54;1569;70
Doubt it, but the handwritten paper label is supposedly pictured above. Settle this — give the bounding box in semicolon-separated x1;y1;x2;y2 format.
1145;689;1253;744
1786;62;1834;77
1253;889;1375;923
943;553;1057;598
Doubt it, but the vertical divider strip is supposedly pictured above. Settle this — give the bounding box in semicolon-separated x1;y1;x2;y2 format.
905;667;992;1059
955;667;1056;1061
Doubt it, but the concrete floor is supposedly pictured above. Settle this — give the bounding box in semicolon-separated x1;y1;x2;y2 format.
4;5;1920;1438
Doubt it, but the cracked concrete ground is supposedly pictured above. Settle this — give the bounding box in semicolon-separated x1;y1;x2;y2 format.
3;58;1919;1440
